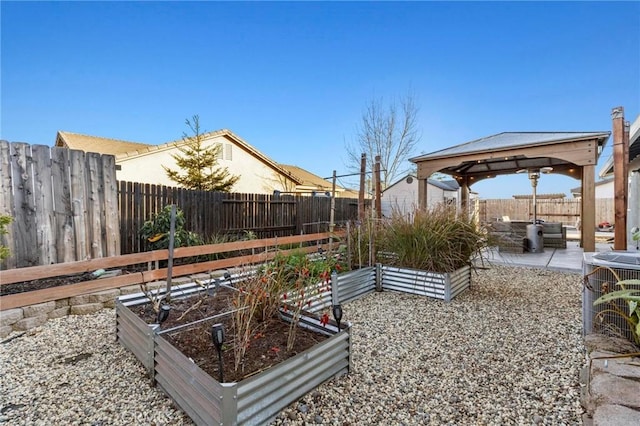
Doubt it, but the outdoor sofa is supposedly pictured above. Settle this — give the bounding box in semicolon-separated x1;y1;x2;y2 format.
489;220;567;252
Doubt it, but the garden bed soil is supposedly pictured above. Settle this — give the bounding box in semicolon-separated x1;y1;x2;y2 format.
0;272;100;296
0;259;200;296
130;287;329;383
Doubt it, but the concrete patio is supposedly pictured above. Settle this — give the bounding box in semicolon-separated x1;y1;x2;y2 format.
478;230;638;274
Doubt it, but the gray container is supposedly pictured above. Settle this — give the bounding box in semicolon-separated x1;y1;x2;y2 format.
526;224;544;253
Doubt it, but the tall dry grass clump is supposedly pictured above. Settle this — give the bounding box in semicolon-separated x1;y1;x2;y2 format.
377;205;487;272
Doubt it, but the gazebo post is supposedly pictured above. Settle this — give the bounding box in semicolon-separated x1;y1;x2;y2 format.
418;177;428;210
611;107;629;250
460;177;471;218
581;164;596;252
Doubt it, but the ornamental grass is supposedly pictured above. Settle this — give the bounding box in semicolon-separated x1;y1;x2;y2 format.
370;205;488;272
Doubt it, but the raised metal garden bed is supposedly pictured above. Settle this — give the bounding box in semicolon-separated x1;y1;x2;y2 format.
381;265;471;302
115;264;470;425
116;280;351;426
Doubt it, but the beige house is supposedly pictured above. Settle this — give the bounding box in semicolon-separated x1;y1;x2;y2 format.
569;177;615;199
55;129;306;194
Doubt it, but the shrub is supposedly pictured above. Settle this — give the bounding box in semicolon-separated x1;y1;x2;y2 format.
0;215;12;261
231;248;348;361
139;205;203;251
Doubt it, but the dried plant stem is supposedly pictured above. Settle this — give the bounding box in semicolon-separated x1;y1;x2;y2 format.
139;283;161;314
176;299;202;322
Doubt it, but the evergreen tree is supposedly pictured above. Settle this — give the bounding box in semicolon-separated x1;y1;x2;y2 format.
164;115;240;192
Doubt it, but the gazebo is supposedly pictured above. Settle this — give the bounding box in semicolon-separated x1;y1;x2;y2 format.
409;131;611;252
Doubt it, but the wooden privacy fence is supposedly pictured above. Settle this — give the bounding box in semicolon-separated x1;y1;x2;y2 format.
477;198;614;226
0;141;119;269
119;182;360;254
0;138;360;269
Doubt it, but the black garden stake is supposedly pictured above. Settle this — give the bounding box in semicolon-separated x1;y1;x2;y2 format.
332;304;343;331
157;304;171;326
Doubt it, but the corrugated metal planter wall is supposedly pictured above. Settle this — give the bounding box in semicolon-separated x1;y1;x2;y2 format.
381;265;471;302
293;267;377;314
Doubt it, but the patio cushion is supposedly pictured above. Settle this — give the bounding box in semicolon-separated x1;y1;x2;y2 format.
543;223;562;234
544;233;563;239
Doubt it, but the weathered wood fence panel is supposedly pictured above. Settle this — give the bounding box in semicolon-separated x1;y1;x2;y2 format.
51;148;74;263
118;182;360;255
478;198;614;226
0;141;120;269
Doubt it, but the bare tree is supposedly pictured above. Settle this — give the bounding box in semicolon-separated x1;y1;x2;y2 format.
345;93;421;188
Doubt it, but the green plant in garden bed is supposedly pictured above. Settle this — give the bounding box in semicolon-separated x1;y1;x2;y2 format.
349;205;488;272
589;266;640;345
232;247;348;369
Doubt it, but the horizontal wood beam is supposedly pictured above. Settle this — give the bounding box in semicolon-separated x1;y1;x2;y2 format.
415;139;601;180
0;242;338;311
0;232;344;285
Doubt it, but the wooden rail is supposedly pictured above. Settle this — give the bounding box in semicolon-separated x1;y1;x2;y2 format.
0;232;344;311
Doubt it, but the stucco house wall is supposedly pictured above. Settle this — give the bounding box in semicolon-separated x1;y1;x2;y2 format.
381;175;460;217
570;177;615;199
116;133;296;193
594;180;614;198
56;129;301;195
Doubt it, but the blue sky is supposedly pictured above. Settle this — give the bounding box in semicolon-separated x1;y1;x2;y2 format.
1;1;639;198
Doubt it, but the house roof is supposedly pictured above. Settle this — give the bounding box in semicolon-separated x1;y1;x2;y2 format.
278;164;361;198
278;164;334;191
55;131;151;155
435;179;460;191
599;114;640;177
383;174;460;193
56;129;303;185
570;176;614;195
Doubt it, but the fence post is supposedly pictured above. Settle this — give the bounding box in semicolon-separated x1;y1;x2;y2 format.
375;263;382;292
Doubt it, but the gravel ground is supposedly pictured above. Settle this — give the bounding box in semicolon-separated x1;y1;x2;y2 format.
1;265;585;425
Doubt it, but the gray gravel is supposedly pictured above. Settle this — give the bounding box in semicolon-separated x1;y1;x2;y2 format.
1;265;585;425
